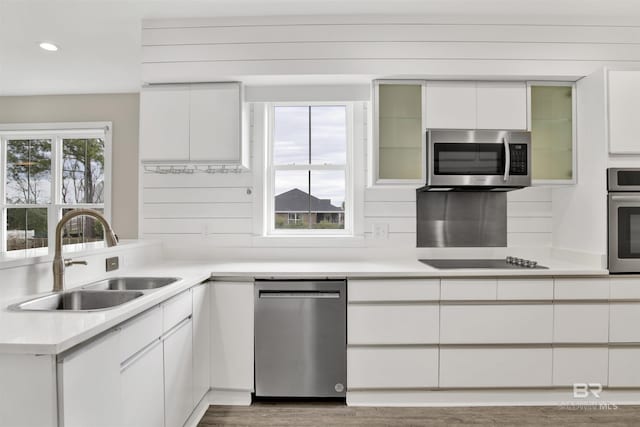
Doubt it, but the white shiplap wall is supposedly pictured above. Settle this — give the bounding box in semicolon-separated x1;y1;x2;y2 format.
141;15;640;83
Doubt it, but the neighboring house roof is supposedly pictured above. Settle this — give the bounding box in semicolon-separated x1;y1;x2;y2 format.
275;188;343;213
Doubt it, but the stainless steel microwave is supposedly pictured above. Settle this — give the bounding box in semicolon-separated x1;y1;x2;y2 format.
608;168;640;273
423;129;531;190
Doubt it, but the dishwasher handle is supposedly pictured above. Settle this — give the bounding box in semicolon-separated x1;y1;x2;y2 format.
259;290;341;299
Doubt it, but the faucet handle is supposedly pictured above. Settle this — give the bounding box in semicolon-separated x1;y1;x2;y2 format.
64;258;88;267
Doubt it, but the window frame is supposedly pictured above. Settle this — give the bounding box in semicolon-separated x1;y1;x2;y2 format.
265;102;354;236
0;122;112;256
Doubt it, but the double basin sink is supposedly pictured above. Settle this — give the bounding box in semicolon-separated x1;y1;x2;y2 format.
11;277;180;312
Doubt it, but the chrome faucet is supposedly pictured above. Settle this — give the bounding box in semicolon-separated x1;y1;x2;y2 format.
52;209;118;292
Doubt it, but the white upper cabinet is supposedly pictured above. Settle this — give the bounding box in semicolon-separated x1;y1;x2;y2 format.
190;83;242;162
425;81;527;130
476;82;527;130
140;82;244;163
425;81;476;129
140;86;190;162
608;69;640;154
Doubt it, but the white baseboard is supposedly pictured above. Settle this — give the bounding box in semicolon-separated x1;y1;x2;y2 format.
184;394;211;427
347;389;640;407
210;388;253;405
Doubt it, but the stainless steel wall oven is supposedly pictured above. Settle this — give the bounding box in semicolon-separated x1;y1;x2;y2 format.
608;168;640;273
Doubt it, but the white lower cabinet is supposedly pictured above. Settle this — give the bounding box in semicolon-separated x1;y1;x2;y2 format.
58;329;122;427
609;347;640;387
439;348;553;388
553;304;609;343
192;283;211;404
610;303;640;342
121;340;164;427
348;347;438;389
164;317;194;427
348;304;439;345
552;347;608;386
440;304;553;344
210;281;254;391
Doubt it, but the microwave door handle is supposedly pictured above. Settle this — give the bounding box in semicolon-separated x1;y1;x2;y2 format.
503;136;510;182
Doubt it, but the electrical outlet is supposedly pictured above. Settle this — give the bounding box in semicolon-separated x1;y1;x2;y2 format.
201;223;208;237
105;256;119;272
372;223;389;240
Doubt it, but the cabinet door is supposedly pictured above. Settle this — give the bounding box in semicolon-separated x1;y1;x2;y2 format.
553;347;608;386
477;82;527;130
210;281;254;391
608;70;640;154
375;81;424;181
440;347;552;388
190;83;241;162
348;304;439;345
440;304;553;344
348;347;438;389
609;347;640;387
121;340;164;427
59;330;121;427
425;81;476;129
529;84;575;181
164;318;194;427
140;86;190;161
192;283;211;404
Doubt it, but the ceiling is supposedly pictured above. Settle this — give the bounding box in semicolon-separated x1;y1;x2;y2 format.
1;0;640;96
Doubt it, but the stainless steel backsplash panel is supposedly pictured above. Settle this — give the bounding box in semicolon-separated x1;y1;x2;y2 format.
417;191;507;247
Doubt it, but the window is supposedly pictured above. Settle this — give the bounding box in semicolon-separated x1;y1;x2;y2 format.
0;124;111;255
267;104;352;235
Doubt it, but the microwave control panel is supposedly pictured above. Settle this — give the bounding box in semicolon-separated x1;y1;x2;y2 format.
509;144;528;175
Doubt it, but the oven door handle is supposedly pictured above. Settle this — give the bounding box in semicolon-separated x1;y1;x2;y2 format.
503;135;510;182
610;195;640;202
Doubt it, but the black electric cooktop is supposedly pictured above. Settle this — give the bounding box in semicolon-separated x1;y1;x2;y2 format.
419;258;548;270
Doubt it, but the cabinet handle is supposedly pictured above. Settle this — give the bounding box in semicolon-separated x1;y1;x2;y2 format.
120;338;162;373
259;291;341;299
503;135;511;182
161;315;192;341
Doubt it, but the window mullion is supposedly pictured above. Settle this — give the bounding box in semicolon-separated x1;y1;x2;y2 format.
48;136;61;255
0;137;6;253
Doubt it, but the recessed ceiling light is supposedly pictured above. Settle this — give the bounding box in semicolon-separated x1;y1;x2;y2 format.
39;42;59;52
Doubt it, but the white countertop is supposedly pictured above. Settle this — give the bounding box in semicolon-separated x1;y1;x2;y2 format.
0;258;608;355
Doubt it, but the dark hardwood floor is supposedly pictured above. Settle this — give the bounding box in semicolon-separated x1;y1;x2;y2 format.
198;402;640;426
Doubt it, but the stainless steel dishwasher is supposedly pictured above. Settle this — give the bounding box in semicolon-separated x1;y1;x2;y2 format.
254;279;347;398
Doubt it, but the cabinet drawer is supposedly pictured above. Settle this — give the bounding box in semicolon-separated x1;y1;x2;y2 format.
609;347;640;387
120;306;162;362
348;279;439;302
610;303;640;342
440;304;552;344
348;347;438;389
163;290;192;333
554;304;609;343
554;278;609;300
441;279;496;301
610;277;640;300
497;279;553;300
440;348;552;388
348;304;439;345
553;347;608;386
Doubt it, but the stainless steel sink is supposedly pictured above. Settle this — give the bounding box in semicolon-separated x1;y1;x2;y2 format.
83;277;180;291
10;290;144;312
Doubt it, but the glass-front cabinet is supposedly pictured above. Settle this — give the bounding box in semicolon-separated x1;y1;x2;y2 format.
528;82;576;183
373;80;425;184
